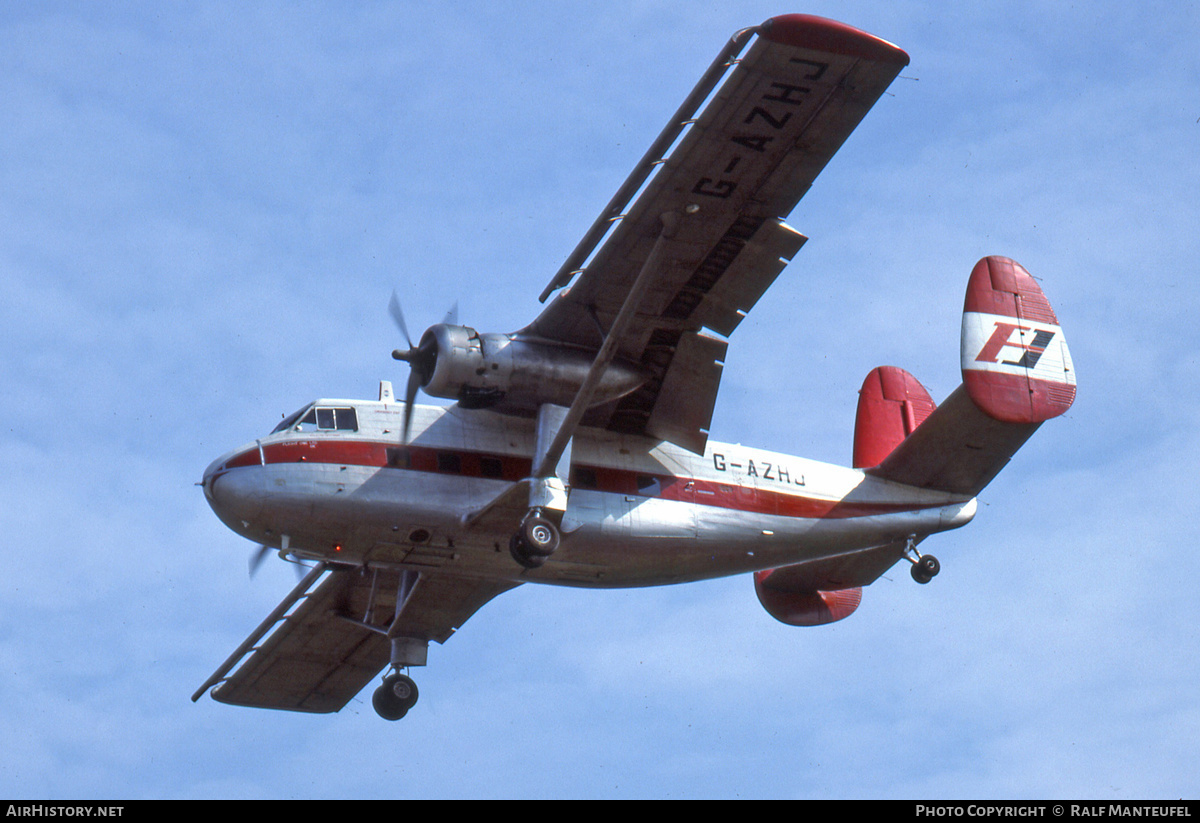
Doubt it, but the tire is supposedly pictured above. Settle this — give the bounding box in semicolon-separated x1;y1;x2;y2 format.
373;673;418;720
510;534;547;569
910;554;939;584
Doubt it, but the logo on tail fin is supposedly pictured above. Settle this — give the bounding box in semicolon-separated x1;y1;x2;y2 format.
974;321;1057;369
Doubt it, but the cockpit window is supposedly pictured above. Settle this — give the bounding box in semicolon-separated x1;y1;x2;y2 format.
271;405;312;434
303;406;358;432
338;408;358;430
271;405;358;434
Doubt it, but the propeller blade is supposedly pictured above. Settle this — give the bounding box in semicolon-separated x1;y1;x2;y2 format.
388;290;457;443
403;368;421;443
249;544;271;577
388;290;413;349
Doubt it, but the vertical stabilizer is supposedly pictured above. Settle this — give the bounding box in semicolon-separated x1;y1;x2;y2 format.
869;256;1075;496
961;256;1076;424
853;366;937;468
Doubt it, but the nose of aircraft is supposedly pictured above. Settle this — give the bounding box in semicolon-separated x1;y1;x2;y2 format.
201;457;221;505
201;454;263;527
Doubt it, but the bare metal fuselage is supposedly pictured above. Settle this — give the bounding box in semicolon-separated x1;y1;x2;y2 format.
204;396;975;589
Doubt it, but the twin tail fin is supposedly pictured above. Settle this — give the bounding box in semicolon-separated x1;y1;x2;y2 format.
859;256;1075;496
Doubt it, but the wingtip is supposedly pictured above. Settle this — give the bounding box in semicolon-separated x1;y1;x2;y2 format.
759;14;910;66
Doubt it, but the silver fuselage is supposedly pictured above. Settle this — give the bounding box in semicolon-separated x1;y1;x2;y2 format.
203;397;975;588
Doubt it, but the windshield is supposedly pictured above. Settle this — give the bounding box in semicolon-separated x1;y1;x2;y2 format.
271;404;313;434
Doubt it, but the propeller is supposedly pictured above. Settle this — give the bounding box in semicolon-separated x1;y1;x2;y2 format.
249;543;312;581
388;291;456;442
249;543;271;577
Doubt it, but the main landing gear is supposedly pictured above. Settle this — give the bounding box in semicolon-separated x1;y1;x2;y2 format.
369;572;428;721
509;507;560;569
903;536;941;585
373;671;419;721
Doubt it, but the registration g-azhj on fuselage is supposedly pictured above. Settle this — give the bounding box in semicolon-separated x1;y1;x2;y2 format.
194;14;1076;721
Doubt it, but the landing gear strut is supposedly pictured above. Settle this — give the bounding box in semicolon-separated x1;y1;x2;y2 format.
372;671;419;721
509;508;560;569
366;571;429;721
903;536;940;584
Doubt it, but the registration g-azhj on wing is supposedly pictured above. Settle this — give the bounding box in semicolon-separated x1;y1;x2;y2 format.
192;14;1076;721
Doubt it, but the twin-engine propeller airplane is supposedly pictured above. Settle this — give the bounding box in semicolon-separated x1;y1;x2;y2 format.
193;14;1075;721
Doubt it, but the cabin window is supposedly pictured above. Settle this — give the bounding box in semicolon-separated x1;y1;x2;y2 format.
479;457;504;479
636;475;661;496
436;452;461;474
571;467;598;489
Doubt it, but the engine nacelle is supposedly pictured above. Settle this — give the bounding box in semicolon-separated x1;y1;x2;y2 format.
417;324;649;412
754;569;862;627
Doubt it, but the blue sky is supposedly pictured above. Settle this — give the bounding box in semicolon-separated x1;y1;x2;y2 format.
2;0;1198;799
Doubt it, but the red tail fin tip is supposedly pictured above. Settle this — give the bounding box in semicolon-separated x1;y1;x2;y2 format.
961;257;1076;424
853;366;936;468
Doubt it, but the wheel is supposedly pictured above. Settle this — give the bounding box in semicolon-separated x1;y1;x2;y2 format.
520;512;559;556
509;534;547;569
372;683;407;720
910;554;939;584
373;672;418;720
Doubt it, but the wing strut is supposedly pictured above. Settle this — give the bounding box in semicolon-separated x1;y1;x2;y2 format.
334;568;431;667
533;210;684;482
537;25;759;302
508;211;687;569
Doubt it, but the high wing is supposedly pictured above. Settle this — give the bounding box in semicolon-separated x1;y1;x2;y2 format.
523;15;910;454
192;565;517;713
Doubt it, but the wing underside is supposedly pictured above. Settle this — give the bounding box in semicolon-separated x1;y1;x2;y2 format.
194;565;518;714
525;15;910;453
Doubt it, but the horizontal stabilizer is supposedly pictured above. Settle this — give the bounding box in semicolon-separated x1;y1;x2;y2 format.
751;537;925;626
869;385;1039;496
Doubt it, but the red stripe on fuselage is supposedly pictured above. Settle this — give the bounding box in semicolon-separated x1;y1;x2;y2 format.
216;438;930;520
